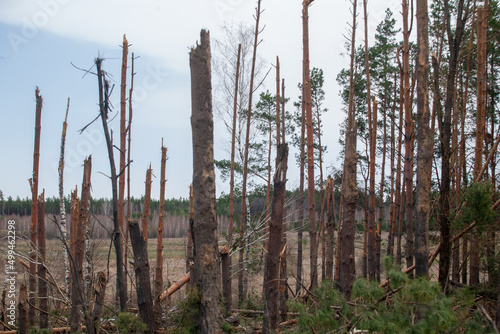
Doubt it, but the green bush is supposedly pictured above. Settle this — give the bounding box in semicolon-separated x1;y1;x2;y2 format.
116;312;147;334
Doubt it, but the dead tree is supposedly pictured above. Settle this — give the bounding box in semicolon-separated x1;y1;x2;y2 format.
37;192;48;329
128;220;156;333
18;284;27;334
263;144;288;333
155;145;167;326
190;29;223;332
303;0;318;291
368;99;378;281
325;178;335;281
58;98;70;300
95;57;127;310
118;34;129;299
239;0;262;302
28;88;42;326
90;272;107;334
340;0;359;299
141;166;152;243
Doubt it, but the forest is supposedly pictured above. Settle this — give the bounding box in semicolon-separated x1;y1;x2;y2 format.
2;0;500;333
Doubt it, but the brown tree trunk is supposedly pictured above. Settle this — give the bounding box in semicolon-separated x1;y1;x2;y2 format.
118;34;129;303
368;99;377;280
388;73;398;257
229;44;241;250
141;166;152;243
190;29;223;332
90;272;107;334
340;0;358;298
471;4;487;287
125;52;135;300
239;0;262;302
395;52;404;264
402;0;414;275
377;100;387;282
221;247;231;317
187;184;194;272
263;144;288;333
29;88;42;326
37;192;48;329
96;58;127;311
155;145;167;326
18;284;27;334
303;0;318;291
325;178;335;281
415;0;432;278
128;220;156;333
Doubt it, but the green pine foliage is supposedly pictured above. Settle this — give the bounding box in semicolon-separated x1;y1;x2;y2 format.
294;258;494;333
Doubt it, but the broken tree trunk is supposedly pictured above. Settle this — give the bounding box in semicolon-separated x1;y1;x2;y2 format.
29;88;42;326
128;220;156;333
58;98;70;302
118;34;129;304
141;166;152;243
18;284;27;334
263;144;288;333
90;272;107;334
96;57;127;310
155;145;167;327
37;192;48;329
190;29;223;332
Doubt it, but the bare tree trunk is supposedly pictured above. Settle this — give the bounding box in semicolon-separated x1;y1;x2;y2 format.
18;284;27;334
415;0;432;278
303;0;318;291
388;74;398;257
118;34;129;303
96;58;127;310
29;88;42;326
368;99;377;281
279;78;288;323
58;99;70;303
402;0;414;275
340;0;358;298
190;29;223;332
229;44;242;250
125;52;136;301
141;166;152;243
472;4;487;287
335;165;345;283
128;220;156;333
90;272;107;334
239;0;262;303
325;178;335;281
263;144;288;334
220;247;231;317
377;101;387;282
296;65;306;295
187;184;194;272
37;192;48;329
155;145;167;327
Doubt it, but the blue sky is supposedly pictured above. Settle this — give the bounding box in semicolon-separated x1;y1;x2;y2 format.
0;0;402;200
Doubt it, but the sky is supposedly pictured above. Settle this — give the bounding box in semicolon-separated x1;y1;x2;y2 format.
0;0;405;201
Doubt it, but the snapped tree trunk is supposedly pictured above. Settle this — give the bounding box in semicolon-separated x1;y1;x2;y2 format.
96;57;127;310
263;144;288;333
37;192;48;329
90;272;107;334
118;34;129;302
18;284;27;334
190;29;223;332
296;65;306;295
128;220;156;333
155;145;167;326
141;166;152;243
29;88;42;326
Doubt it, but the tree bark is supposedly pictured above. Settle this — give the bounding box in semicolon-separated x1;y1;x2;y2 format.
58;98;70;302
155;146;167;327
37;192;48;329
29;88;42;326
415;0;432;278
368;99;378;281
187;184;194;272
221;247;231;317
96;58;127;311
90;272;107;334
239;0;262;302
128;220;156;333
141;166;152;243
303;0;318;292
325;178;335;281
190;29;223;332
118;34;129;303
18;284;27;334
263;144;288;334
471;4;487;286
